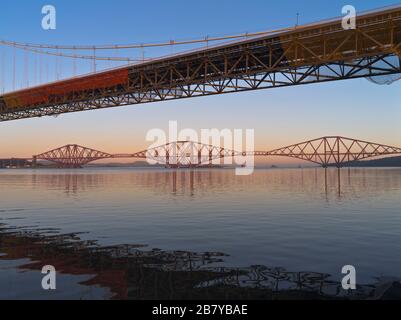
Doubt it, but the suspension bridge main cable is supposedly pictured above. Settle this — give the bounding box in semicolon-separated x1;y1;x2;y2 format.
0;26;295;91
0;26;294;51
0;42;144;62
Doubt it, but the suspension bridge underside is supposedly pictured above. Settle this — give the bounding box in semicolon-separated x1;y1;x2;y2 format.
1;6;401;122
29;136;401;169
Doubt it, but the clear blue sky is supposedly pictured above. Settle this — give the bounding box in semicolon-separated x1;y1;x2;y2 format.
0;0;401;158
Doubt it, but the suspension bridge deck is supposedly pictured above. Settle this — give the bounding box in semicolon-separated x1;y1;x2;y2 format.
1;5;401;122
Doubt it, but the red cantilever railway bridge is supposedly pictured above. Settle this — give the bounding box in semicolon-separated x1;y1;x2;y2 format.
27;136;401;168
1;5;401;122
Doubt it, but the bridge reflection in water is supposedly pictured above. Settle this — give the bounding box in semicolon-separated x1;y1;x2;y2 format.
1;168;401;299
0;224;396;300
8;167;401;200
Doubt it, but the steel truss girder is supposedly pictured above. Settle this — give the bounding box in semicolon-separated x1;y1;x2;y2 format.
32;137;401;168
2;54;400;122
1;11;401;122
263;136;401;167
34;144;112;168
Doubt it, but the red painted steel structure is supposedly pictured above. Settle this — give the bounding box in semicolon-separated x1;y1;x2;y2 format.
33;144;113;168
253;136;401;167
1;5;401;121
31;137;401;168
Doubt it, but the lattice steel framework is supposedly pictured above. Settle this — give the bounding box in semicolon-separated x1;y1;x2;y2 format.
34;144;112;168
260;136;401;167
118;141;241;168
32;136;401;168
1;6;401;121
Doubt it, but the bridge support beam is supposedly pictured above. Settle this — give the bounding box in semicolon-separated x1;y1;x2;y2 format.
32;156;37;168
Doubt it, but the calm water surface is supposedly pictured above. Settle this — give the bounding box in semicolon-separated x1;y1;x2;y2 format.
0;167;400;299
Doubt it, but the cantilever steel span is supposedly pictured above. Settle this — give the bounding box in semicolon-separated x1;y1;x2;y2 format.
1;5;401;122
31;136;401;168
